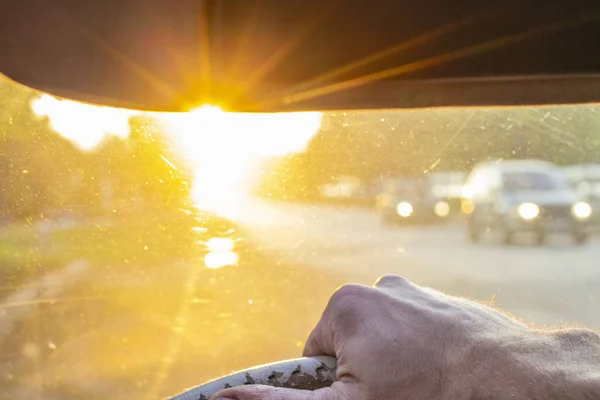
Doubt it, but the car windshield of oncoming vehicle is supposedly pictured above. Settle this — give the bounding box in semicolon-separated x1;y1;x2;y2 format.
399;179;430;195
503;171;568;191
1;72;600;400
387;179;428;199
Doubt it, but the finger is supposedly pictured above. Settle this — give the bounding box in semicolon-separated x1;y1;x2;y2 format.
303;284;373;357
303;324;333;357
374;275;446;310
209;384;345;400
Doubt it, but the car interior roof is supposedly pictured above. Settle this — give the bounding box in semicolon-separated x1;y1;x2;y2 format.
1;0;600;112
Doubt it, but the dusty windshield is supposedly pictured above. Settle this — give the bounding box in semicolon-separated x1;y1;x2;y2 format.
1;74;600;399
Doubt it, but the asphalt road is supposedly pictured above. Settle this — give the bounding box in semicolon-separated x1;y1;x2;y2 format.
0;207;345;400
237;199;600;331
1;199;599;399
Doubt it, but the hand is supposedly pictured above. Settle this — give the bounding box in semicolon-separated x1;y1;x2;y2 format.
211;275;600;400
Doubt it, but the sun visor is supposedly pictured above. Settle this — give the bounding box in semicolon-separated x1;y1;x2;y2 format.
1;0;600;112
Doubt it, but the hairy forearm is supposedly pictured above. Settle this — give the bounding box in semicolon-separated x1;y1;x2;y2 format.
456;328;600;399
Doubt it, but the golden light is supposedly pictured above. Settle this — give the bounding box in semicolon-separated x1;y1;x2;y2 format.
29;96;323;218
204;251;239;269
31;94;137;150
461;200;475;215
159;105;322;217
205;237;235;252
159;105;322;163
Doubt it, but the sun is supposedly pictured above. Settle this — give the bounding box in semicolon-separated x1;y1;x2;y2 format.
31;96;322;217
159;105;322;162
159;105;322;217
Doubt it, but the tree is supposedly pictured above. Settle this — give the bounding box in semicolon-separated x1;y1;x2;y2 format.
257;105;600;203
90;115;194;216
0;74;195;221
0;77;84;220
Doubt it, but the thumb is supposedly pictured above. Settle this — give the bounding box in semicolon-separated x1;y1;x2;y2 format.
209;384;345;400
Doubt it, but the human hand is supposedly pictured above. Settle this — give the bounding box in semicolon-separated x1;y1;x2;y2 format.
210;275;600;400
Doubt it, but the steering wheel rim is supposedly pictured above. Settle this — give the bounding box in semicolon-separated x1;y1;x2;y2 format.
169;356;337;400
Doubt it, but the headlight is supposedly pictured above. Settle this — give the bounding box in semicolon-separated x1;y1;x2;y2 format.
396;202;413;217
572;202;592;219
460;200;475;215
517;203;540;220
434;201;450;217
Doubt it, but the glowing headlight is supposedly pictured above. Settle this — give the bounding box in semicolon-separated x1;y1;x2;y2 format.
396;202;413;217
206;237;235;252
517;203;540;220
461;200;475;215
572;202;592;219
434;201;450;217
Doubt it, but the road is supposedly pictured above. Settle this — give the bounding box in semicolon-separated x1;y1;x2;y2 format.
1;199;600;399
236;199;600;331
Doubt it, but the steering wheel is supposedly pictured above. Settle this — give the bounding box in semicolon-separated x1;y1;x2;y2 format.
170;356;337;399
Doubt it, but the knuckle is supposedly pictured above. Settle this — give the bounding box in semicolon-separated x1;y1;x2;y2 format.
330;284;371;304
374;274;412;289
327;284;374;317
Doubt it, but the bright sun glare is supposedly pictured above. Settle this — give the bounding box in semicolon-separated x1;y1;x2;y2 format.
31;95;137;150
31;95;322;217
160;105;322;216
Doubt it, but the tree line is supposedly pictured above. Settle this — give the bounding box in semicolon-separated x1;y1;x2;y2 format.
3;71;600;215
257;106;600;200
0;76;192;223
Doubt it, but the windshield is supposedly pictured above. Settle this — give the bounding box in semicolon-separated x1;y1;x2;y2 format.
502;171;568;191
1;74;600;399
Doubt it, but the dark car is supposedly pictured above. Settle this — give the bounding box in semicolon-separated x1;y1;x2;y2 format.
376;177;451;225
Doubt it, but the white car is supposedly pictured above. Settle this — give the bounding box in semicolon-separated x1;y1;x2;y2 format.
463;160;592;245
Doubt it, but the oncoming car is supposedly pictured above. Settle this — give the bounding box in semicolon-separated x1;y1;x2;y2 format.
376;177;451;225
463;160;592;245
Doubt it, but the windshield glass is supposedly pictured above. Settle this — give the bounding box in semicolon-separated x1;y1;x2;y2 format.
1;74;599;399
503;171;568;191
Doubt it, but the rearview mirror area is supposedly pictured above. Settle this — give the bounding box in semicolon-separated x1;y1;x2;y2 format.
2;0;600;112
